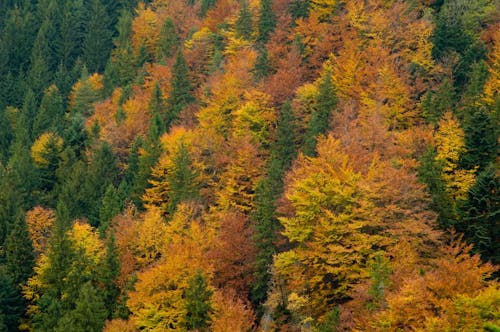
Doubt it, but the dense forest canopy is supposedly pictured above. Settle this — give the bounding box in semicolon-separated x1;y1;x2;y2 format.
0;0;499;331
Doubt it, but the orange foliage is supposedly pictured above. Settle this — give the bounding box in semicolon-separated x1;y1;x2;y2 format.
25;207;55;256
207;210;257;297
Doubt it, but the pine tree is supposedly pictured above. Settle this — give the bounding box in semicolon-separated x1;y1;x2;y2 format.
184;270;213;331
166;142;199;215
55;282;107;332
235;1;253;40
99;184;123;234
33;85;65;139
303;71;337;156
99;232;120;316
166;50;194;129
458;164;500;266
253;48;273;80
4;213;35;286
200;0;217;17
0;268;24;332
157;17;179;59
83;0;113;73
257;0;276;44
83;142;120;227
0;108;13;164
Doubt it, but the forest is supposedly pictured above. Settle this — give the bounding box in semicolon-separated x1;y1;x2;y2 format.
0;0;499;330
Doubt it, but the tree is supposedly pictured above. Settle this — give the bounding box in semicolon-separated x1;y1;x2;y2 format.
166;50;194;128
257;0;276;44
83;0;113;73
0;268;24;332
55;282;108;332
33;85;65;139
302;70;337;156
200;0;217;17
235;1;253;40
184;270;214;331
157;17;179;59
458;164;500;266
4;213;35;287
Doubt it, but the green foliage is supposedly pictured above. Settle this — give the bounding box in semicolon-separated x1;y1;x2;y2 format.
458;164;500;266
253;48;273;80
0;268;24;332
200;0;217;17
166;50;194;128
83;0;113;73
157;17;180;59
257;0;276;44
33;85;65;139
235;1;253;40
183;270;213;331
4;213;35;286
303;71;337;156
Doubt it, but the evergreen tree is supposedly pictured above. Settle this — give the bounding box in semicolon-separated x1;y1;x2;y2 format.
166;50;194;129
289;0;310;19
99;232;120;317
0;108;13;164
200;0;217;17
4;213;35;287
257;0;276;44
149;82;166;121
33;85;65;138
235;1;253;40
55;282;107;332
458;164;500;266
83;0;113;73
251;101;297;311
83;142;120;227
184;270;213;331
462;108;498;170
253;48;273;80
303;71;337;156
166;143;199;215
0;268;24;332
157;17;179;59
99;184;123;234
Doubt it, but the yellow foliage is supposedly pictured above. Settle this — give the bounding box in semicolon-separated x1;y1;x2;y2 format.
483;27;500;105
435;112;476;202
131;3;160;57
26;207;56;256
30;132;63;167
310;0;337;21
67;221;105;266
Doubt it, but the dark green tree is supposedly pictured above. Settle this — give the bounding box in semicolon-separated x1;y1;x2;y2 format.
200;0;217;17
4;213;35;287
99;185;123;234
166;50;194;129
184;270;213;331
235;1;253;40
54;282;107;332
303;71;337;156
83;142;120;227
33;85;65;138
0;268;24;332
157;17;179;59
289;0;310;19
166;142;199;215
0;108;13;164
458;164;500;266
257;0;276;44
99;232;120;317
253;48;273;80
83;0;113;73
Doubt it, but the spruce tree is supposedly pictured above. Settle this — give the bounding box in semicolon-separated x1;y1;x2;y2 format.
184;270;213;331
157;17;179;59
303;71;337;156
200;0;217;17
4;213;35;287
99;184;123;234
235;1;253;40
166;143;199;215
257;0;276;44
253;48;273;80
0;268;24;332
55;282;107;332
166;50;194;129
33;85;65;138
83;0;113;73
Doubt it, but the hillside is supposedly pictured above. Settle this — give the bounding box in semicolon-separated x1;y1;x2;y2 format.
0;0;499;331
